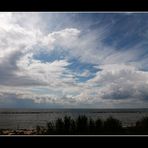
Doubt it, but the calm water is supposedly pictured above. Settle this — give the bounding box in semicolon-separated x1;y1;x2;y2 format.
0;108;148;129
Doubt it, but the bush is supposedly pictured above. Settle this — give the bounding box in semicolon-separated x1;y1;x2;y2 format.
0;129;3;135
46;121;54;135
134;117;148;134
136;117;148;128
36;125;45;135
103;116;122;134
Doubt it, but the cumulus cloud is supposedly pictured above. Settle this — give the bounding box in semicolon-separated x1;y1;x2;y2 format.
0;12;148;108
84;64;148;103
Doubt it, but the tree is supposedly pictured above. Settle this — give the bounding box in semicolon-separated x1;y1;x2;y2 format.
76;115;88;134
104;116;122;134
88;118;96;134
63;116;72;134
95;118;103;134
70;118;76;134
55;118;64;134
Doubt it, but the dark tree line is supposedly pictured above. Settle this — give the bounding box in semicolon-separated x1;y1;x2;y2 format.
36;116;148;135
36;115;120;135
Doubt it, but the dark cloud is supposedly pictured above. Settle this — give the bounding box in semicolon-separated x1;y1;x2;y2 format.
102;89;132;100
0;93;62;108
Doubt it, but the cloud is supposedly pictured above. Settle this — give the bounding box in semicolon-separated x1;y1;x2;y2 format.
78;70;91;77
86;64;148;102
0;12;148;108
17;54;73;86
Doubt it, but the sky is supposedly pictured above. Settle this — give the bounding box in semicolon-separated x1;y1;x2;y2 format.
0;12;148;108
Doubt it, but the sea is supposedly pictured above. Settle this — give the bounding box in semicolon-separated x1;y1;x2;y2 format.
0;108;148;129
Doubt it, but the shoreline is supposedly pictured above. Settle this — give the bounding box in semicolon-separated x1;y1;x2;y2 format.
0;129;37;135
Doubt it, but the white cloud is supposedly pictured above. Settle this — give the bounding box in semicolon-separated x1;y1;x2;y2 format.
0;12;148;108
84;64;148;103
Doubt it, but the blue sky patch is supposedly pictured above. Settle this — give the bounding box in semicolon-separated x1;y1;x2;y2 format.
33;47;69;63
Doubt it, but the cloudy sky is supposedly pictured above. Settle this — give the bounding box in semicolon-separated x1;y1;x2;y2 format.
0;12;148;108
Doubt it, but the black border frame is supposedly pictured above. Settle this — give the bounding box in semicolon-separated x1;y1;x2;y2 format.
0;0;148;145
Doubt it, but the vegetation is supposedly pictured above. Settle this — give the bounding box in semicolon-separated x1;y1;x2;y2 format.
1;115;148;135
128;117;148;134
35;115;148;135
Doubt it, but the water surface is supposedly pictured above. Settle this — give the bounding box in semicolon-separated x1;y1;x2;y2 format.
0;108;148;129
